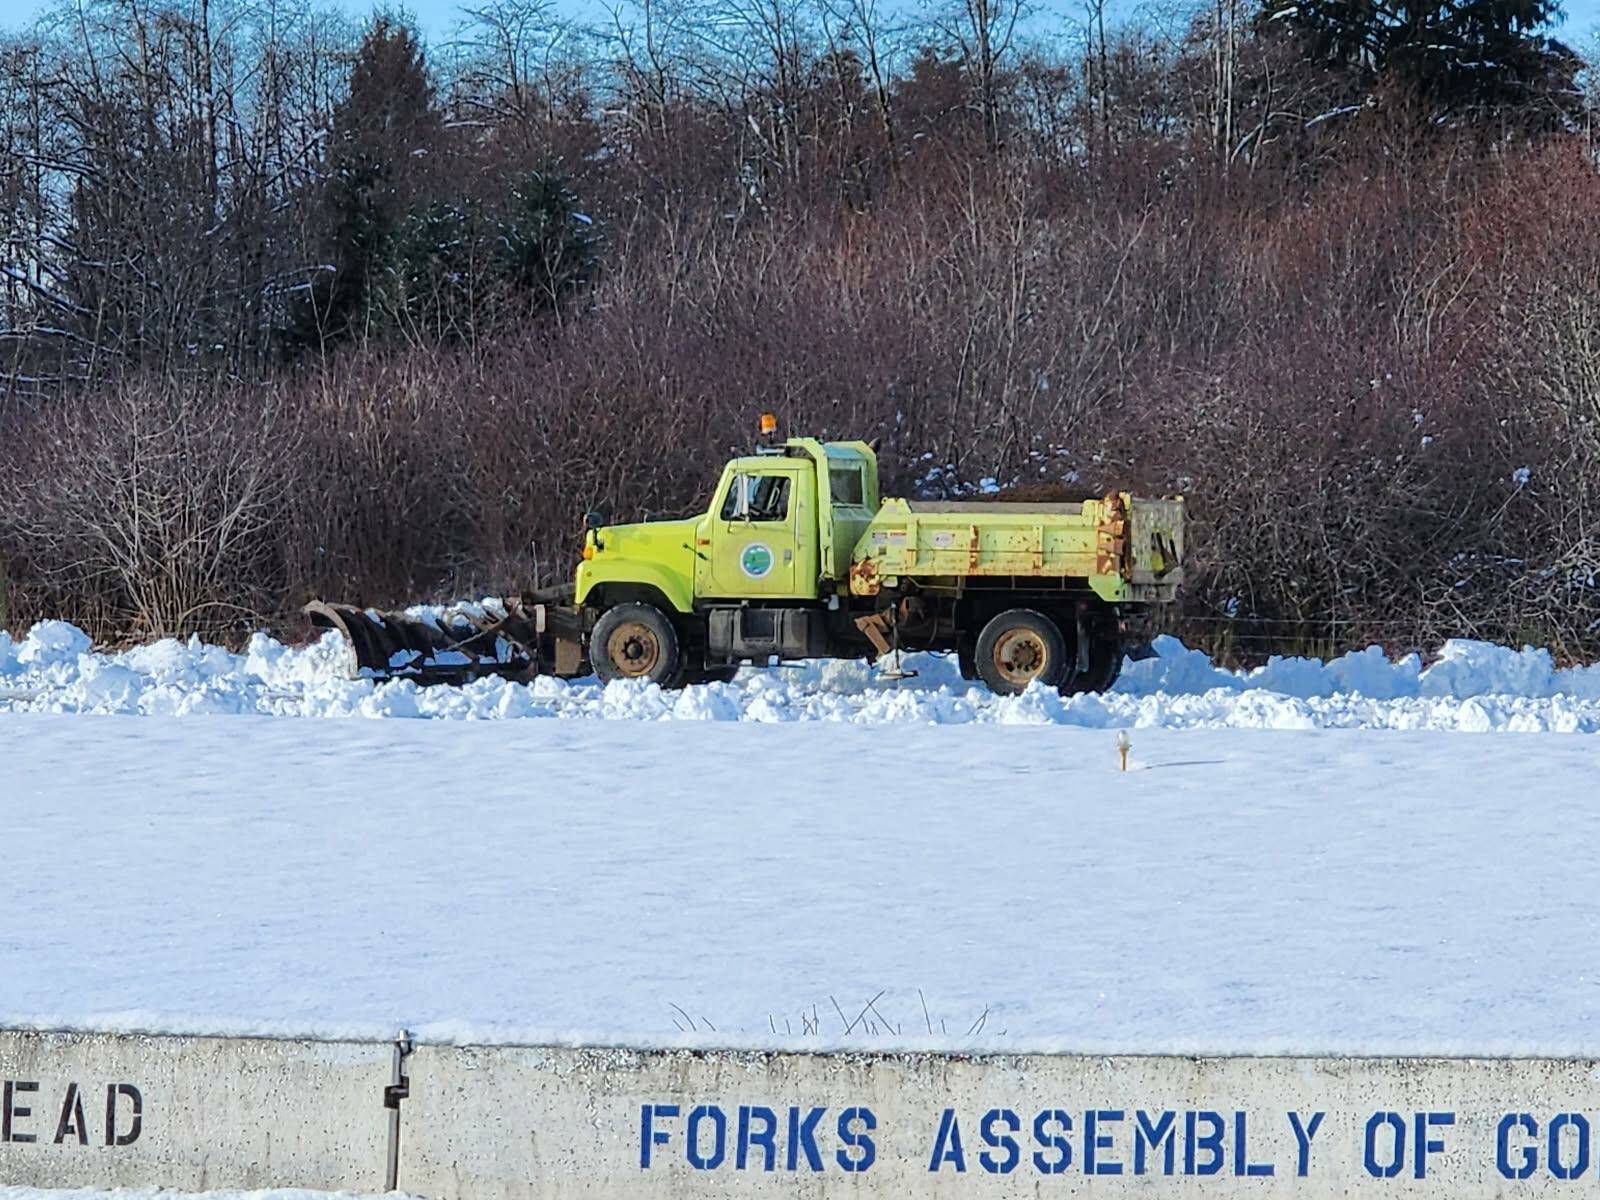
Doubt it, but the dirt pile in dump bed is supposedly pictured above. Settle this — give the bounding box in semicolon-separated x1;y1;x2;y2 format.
968;483;1101;504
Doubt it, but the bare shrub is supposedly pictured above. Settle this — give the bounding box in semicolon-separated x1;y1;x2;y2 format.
0;377;299;639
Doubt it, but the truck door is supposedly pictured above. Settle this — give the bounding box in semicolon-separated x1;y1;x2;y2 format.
701;465;814;599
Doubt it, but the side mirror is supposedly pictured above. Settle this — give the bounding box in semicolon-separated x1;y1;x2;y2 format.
584;508;607;529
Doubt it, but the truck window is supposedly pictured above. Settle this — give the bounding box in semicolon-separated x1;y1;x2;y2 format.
720;473;791;522
829;466;864;507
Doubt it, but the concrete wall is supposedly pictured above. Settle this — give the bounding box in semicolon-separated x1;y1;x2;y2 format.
0;1029;391;1191
399;1044;1600;1199
12;1030;1600;1198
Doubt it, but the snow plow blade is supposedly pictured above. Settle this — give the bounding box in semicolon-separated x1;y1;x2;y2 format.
304;595;584;685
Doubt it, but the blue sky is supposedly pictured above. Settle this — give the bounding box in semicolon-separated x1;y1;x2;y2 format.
3;0;1595;44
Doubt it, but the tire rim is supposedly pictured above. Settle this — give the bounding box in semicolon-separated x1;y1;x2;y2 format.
992;628;1048;687
607;621;662;678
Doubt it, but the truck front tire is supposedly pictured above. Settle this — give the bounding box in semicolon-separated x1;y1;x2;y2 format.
591;603;682;686
974;608;1069;695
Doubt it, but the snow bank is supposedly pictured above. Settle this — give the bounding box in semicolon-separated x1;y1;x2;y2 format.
2;621;1598;732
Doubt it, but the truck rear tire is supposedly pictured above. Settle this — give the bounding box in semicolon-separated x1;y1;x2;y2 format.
681;664;741;686
1063;635;1123;694
591;603;682;686
975;609;1068;695
957;639;978;681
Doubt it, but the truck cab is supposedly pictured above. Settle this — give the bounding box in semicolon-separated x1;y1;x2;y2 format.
693;440;878;601
575;437;878;613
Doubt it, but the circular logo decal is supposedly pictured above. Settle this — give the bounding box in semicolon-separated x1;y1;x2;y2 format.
740;542;775;578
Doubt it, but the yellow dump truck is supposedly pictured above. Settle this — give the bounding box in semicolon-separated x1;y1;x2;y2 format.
309;430;1183;695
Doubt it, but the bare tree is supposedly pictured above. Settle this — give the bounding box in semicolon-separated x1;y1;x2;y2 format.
925;0;1029;152
450;0;581;126
818;0;906;168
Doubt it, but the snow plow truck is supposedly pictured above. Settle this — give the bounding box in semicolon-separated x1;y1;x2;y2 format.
308;422;1184;695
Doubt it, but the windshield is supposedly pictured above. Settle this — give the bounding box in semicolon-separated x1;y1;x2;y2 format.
720;473;791;522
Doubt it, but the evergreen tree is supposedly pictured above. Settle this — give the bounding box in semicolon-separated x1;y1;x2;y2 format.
496;171;600;314
381;201;481;341
1260;0;1580;118
284;17;444;355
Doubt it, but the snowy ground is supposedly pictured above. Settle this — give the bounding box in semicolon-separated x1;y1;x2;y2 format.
4;698;1599;1055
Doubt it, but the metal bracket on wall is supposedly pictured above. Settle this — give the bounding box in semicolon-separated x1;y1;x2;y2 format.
384;1029;414;1191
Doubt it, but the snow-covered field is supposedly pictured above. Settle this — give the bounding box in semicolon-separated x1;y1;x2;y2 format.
3;619;1600;730
3;620;1599;1055
3;612;1599;1056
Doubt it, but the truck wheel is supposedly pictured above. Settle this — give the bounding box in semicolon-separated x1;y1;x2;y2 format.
975;609;1068;695
681;664;741;686
957;639;978;681
591;603;682;686
1063;636;1123;695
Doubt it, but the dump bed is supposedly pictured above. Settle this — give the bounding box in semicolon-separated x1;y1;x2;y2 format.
848;493;1183;604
